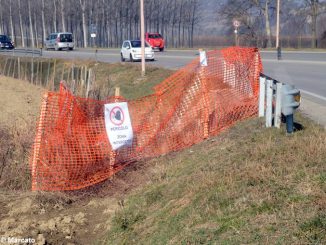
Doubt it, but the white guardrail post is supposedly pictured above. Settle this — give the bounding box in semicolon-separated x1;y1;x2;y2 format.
275;82;283;128
259;76;266;117
265;79;273;128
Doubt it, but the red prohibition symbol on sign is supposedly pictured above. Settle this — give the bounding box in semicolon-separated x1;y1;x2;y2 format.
110;106;125;126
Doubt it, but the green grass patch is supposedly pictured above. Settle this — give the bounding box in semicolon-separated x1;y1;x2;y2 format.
300;214;326;244
92;63;174;100
103;114;326;244
1;60;324;243
0;56;174;100
317;173;326;186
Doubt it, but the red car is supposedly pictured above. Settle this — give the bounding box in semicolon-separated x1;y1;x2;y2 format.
145;32;165;51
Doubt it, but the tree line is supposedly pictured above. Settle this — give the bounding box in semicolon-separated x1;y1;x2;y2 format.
0;0;325;49
217;0;326;48
0;0;201;48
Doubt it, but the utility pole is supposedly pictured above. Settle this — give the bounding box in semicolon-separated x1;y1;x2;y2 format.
140;0;145;76
311;0;318;49
276;0;281;60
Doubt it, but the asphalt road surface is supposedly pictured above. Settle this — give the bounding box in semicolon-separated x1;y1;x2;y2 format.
27;48;326;127
260;51;326;127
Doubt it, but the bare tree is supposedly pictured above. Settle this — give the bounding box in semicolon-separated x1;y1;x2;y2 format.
0;0;203;48
189;0;201;47
53;0;57;33
18;0;25;47
264;0;272;47
217;0;276;47
79;0;88;47
28;0;35;47
41;0;47;43
60;0;66;32
34;11;39;47
9;0;15;43
0;0;3;34
304;0;326;48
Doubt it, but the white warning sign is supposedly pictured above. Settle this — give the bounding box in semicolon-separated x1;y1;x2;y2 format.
199;50;207;67
104;102;133;150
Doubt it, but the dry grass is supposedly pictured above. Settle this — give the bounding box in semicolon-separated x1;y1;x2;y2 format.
0;76;43;190
0;56;174;100
0;123;34;190
105;115;326;244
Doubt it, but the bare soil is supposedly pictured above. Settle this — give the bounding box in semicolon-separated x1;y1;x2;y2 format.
0;164;156;245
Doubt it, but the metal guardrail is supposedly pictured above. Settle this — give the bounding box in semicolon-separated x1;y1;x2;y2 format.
0;48;42;56
259;73;301;134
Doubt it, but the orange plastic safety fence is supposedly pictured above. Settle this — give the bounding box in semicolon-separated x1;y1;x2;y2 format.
30;47;262;191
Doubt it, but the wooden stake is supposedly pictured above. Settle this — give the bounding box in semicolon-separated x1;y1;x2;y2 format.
115;87;120;97
31;57;34;83
18;57;21;79
12;58;16;78
24;59;27;80
40;61;43;86
86;68;92;98
46;60;51;87
36;60;40;84
110;86;121;170
61;64;65;82
2;57;8;76
52;59;57;90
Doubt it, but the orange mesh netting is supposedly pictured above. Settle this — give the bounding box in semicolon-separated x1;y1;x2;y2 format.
30;47;262;191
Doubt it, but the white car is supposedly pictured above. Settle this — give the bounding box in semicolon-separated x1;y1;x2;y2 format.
120;40;154;62
45;32;74;51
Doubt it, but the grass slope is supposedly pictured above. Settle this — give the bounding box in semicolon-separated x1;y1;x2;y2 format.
104;116;326;244
94;63;174;100
0;76;44;190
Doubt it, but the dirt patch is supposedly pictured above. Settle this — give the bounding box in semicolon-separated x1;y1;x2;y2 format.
0;192;115;244
0;160;157;244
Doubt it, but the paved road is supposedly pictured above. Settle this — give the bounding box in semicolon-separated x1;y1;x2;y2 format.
261;51;326;98
41;48;197;69
41;49;326;95
29;48;326;127
260;51;326;127
41;49;326;88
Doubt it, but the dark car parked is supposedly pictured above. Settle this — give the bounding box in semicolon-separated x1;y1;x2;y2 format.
0;35;14;49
